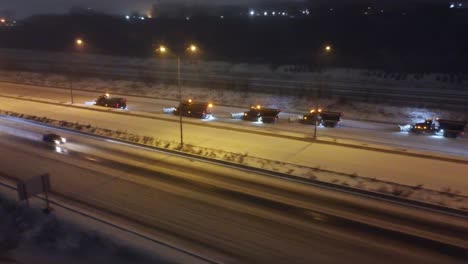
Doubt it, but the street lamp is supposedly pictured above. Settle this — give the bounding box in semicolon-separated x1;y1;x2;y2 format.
75;38;84;47
70;38;85;104
156;44;198;147
314;45;333;140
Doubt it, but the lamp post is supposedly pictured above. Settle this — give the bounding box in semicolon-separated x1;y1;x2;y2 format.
314;45;332;140
156;44;198;147
71;38;84;104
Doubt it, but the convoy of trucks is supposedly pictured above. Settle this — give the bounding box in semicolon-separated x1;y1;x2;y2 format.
92;94;465;139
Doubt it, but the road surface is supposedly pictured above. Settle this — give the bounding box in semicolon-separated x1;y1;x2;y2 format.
0;82;466;157
0;117;466;263
0;95;467;196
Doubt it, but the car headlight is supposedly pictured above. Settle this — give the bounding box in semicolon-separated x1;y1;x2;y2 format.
61;137;67;143
54;140;60;144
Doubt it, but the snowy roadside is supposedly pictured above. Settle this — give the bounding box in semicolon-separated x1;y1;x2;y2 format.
0;172;222;264
0;185;164;264
1;70;467;125
0;109;466;213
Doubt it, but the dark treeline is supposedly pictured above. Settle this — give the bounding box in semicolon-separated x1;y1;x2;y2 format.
0;5;466;72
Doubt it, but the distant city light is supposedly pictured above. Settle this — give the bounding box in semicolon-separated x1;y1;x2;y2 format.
125;15;130;20
186;16;190;20
249;10;255;16
0;19;5;23
220;15;224;19
450;4;455;8
264;11;268;16
140;16;145;20
272;11;276;15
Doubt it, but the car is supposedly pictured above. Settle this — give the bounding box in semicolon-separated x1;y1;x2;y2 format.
43;133;66;145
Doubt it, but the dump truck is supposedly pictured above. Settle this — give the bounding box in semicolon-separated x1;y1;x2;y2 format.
174;99;213;119
242;105;281;123
301;108;343;127
95;93;127;109
401;117;466;138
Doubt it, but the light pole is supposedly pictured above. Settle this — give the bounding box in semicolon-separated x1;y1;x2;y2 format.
314;45;332;140
312;108;322;140
156;44;198;147
71;38;84;104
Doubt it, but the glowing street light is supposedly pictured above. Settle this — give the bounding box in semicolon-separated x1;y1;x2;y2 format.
325;45;332;52
75;38;84;47
157;45;167;53
188;44;198;53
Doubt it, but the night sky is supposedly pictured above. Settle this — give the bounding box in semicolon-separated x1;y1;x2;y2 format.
0;0;450;18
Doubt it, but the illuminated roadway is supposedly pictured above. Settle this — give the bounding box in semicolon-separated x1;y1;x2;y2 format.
0;93;467;195
0;118;466;263
0;82;466;157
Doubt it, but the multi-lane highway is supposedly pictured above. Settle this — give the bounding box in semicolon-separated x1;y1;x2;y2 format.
0;118;466;263
0;91;467;196
0;82;467;157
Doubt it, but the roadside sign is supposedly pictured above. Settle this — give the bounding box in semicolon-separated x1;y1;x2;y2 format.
16;173;51;212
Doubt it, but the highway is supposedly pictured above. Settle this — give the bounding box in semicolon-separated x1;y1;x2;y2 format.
0;82;467;157
0;93;467;196
0;118;466;263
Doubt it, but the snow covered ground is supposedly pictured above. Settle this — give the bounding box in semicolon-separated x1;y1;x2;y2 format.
0;192;167;264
